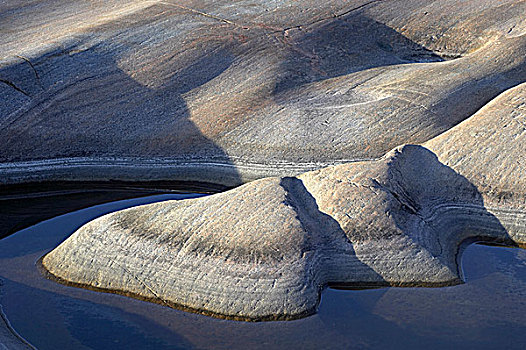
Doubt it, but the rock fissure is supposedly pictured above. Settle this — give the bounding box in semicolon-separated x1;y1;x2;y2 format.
279;0;382;35
155;1;248;28
0;73;102;131
0;79;29;96
370;178;419;216
15;55;43;90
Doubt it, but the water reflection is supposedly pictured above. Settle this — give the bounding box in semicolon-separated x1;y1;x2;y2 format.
0;195;525;349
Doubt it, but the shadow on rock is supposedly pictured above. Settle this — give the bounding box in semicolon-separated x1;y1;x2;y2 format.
377;145;514;280
273;13;444;95
0;41;239;172
0;36;242;236
280;176;386;287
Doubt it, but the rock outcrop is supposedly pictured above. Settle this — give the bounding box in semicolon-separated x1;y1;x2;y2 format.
42;84;526;320
1;0;525;186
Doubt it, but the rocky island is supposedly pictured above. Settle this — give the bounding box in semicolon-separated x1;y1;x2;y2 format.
42;83;526;320
1;0;525;323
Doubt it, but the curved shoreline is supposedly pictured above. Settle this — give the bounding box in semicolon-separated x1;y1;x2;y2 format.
1;203;524;348
38;140;526;320
36;256;317;322
0;305;36;350
37;254;465;322
0;181;218;240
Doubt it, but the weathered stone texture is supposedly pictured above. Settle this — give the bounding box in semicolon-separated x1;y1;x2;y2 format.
1;0;525;185
42;84;526;320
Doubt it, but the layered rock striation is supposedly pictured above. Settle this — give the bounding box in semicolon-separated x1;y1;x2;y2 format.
42;84;526;320
1;0;526;185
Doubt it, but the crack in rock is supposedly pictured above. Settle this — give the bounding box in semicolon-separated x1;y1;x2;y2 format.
0;79;29;96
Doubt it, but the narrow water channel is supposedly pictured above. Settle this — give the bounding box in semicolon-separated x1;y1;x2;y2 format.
0;194;525;349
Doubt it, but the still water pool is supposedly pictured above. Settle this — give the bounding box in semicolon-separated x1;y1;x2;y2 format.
1;194;525;349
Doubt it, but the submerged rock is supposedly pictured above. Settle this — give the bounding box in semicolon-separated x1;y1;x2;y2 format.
1;0;526;185
42;84;526;320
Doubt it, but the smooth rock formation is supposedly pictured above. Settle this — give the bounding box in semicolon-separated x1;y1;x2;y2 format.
42;84;526;320
1;0;525;185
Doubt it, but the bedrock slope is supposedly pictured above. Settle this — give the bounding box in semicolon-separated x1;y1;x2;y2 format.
42;84;526;320
1;0;526;185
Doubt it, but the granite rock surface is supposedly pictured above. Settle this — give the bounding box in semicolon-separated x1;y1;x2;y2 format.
42;84;526;320
1;0;525;185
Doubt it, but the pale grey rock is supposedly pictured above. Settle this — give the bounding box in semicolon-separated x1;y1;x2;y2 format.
425;83;526;211
42;84;526;320
1;0;525;186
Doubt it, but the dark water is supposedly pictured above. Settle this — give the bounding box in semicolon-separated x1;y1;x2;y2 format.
0;194;525;349
0;181;228;239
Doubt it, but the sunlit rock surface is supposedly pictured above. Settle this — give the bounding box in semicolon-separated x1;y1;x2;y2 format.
42;84;526;320
1;0;525;185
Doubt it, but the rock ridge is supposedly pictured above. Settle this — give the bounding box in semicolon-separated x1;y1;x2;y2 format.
2;0;526;185
41;82;526;320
